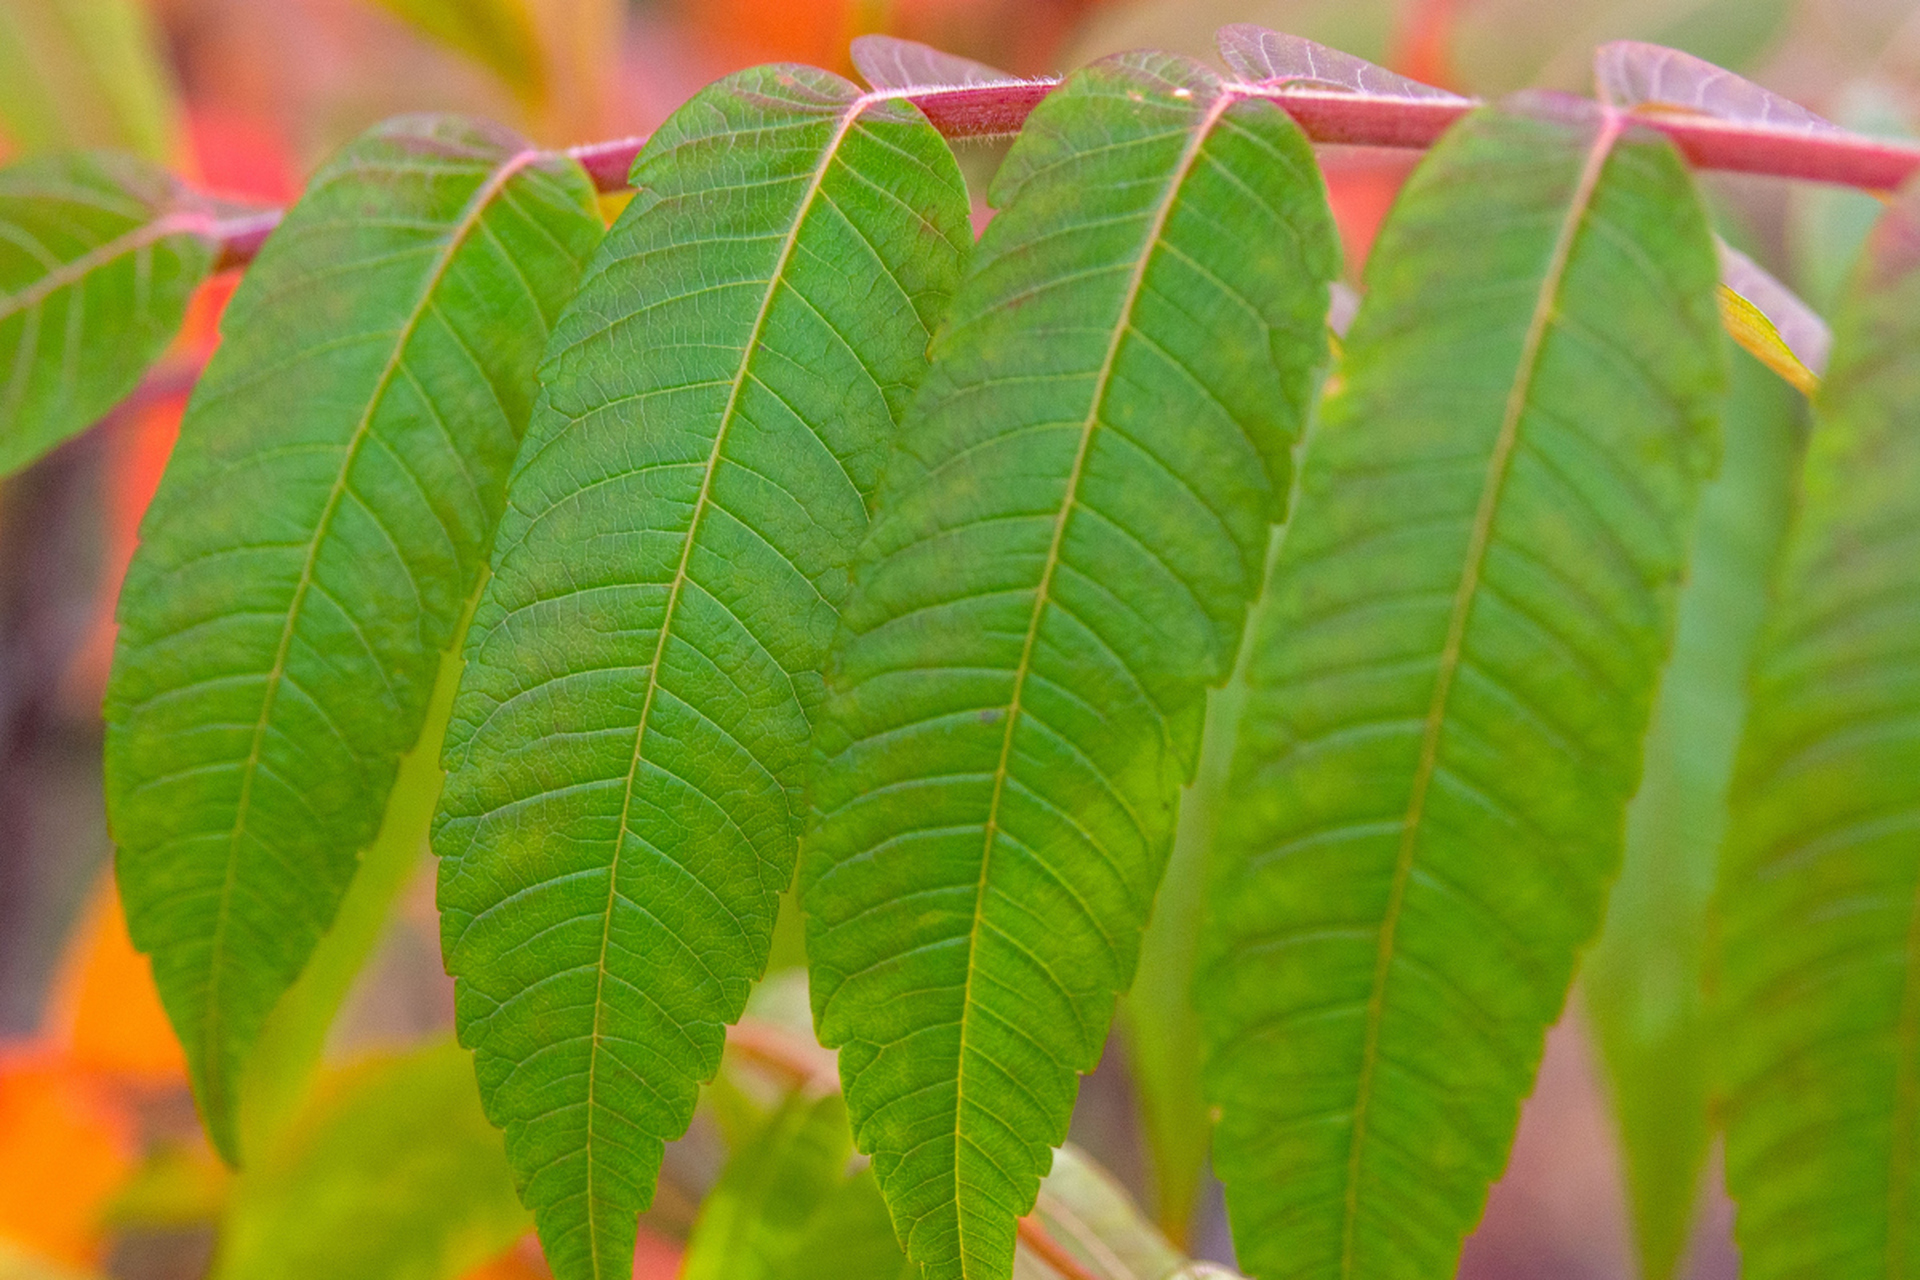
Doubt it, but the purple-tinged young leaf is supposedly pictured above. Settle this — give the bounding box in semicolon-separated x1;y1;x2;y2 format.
850;34;1016;92
1595;41;1838;134
1217;24;1467;101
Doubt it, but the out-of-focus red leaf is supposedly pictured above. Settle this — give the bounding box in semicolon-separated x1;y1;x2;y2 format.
183;108;299;204
456;1226;683;1279
1322;152;1418;272
460;1240;550;1280
1391;0;1464;92
0;1050;138;1266
634;1224;683;1280
681;0;856;71
52;880;187;1086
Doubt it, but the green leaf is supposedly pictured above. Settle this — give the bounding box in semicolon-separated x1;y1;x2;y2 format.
803;51;1339;1280
0;151;217;475
104;115;603;1164
236;628;472;1154
1198;100;1724;1280
371;0;546;104
1582;343;1804;1280
0;0;180;159
1119;581;1266;1245
683;1091;913;1280
432;66;972;1280
215;1039;529;1280
1716;183;1920;1279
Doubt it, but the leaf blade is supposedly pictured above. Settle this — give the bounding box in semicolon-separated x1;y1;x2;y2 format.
1199;100;1724;1280
0;151;216;475
432;66;973;1280
104;114;603;1162
804;51;1338;1280
850;35;1013;91
1582;343;1804;1280
1716;182;1920;1280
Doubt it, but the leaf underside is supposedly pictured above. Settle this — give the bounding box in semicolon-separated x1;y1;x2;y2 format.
1717;184;1920;1280
0;149;213;475
1199;100;1724;1280
1582;342;1803;1280
105;114;602;1162
803;50;1338;1280
432;65;972;1280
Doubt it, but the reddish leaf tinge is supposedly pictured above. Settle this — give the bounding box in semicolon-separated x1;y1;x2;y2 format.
1218;25;1465;101
850;34;1013;90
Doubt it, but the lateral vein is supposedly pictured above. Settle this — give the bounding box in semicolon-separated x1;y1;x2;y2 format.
579;92;874;1279
1334;109;1626;1278
951;83;1238;1275
200;147;540;1146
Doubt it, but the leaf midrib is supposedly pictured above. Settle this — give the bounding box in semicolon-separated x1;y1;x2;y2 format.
950;85;1237;1277
201;146;539;1151
1333;111;1626;1277
578;92;875;1280
0;206;215;325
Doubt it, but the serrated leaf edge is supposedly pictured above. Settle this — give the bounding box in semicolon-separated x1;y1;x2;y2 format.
1333;109;1626;1276
945;77;1251;1277
198;144;542;1161
571;83;936;1279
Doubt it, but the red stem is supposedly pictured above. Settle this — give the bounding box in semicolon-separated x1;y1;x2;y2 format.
210;209;284;271
210;78;1920;268
1016;1214;1108;1280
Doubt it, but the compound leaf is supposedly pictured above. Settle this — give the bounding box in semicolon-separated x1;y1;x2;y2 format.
1199;100;1724;1280
1582;343;1803;1280
1716;181;1920;1280
0;151;217;475
104;115;603;1162
432;66;972;1280
803;51;1338;1280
